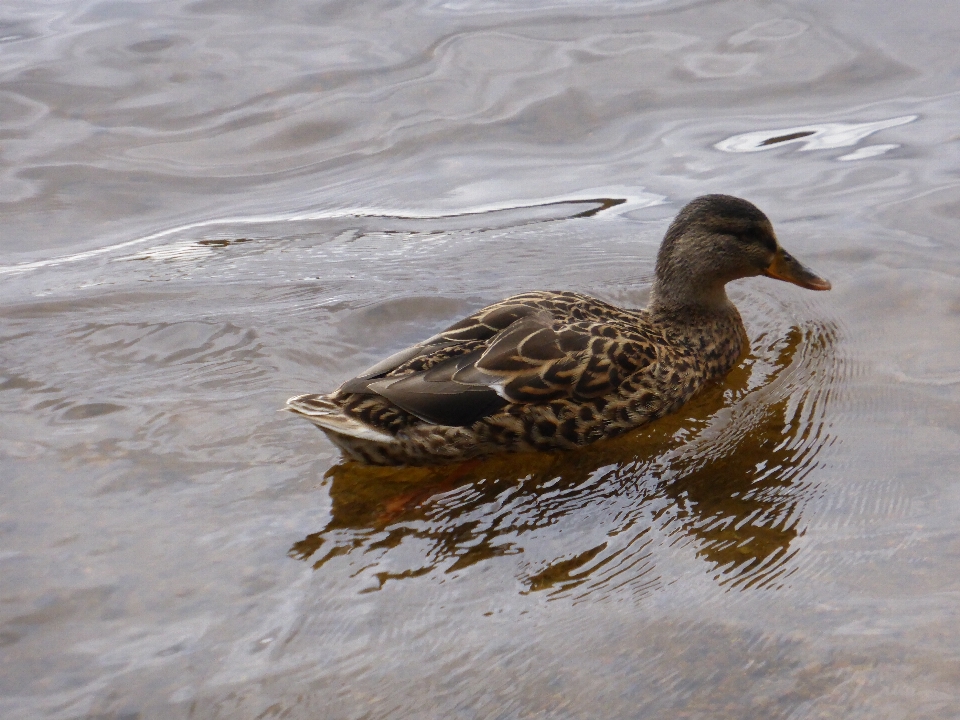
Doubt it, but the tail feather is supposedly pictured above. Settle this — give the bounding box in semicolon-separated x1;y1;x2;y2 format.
285;394;398;444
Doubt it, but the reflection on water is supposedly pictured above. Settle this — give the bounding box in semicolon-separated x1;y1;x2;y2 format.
715;115;916;154
0;195;640;276
4;0;960;715
291;319;838;597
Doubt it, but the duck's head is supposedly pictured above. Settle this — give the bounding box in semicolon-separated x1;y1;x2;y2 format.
650;194;830;313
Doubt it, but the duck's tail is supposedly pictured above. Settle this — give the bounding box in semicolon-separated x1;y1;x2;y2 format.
285;393;399;444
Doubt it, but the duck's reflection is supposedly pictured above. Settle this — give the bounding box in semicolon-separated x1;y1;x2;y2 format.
290;322;837;597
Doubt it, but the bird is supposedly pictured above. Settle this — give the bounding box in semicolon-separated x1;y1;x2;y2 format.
286;194;830;466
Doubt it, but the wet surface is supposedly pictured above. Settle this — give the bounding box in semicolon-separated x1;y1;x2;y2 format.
2;0;960;718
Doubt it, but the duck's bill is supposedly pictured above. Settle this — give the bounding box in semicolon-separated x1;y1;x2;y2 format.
764;249;831;291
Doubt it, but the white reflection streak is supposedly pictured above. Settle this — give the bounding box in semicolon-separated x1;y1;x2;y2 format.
837;144;899;161
0;191;659;276
715;115;917;153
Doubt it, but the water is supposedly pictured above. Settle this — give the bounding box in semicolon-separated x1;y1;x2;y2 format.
2;1;960;717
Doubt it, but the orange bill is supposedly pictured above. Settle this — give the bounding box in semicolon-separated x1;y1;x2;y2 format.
764;248;831;291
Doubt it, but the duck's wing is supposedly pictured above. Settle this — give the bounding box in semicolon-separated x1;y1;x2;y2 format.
339;300;548;388
341;302;660;427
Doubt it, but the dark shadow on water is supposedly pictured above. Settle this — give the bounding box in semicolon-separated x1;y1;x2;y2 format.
290;320;839;598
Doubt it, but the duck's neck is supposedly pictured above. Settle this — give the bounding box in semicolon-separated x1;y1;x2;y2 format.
648;277;736;323
648;278;748;381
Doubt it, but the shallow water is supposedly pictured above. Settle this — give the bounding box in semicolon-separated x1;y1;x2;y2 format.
2;1;960;718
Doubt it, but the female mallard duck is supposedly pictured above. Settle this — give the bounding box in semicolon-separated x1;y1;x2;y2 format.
287;195;830;465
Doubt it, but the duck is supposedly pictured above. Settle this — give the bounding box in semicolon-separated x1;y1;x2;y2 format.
286;194;830;466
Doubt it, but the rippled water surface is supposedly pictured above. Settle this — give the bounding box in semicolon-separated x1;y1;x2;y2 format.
3;1;960;718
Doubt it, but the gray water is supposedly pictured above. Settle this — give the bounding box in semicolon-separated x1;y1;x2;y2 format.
2;1;960;718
